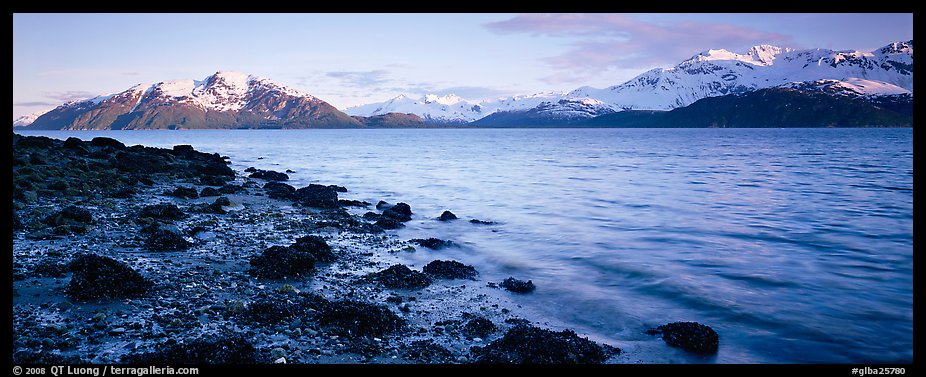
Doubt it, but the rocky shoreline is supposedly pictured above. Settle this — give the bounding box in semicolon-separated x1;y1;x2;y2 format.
12;134;717;364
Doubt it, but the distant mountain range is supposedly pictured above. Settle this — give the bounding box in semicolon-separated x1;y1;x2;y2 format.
14;40;913;129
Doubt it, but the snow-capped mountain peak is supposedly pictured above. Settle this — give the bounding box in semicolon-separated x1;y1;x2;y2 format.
423;94;464;105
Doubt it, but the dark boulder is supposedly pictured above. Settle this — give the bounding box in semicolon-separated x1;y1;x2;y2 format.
290;235;336;263
471;325;617;364
292;184;339;208
240;294;321;325
200;187;220;197
145;228;193;252
219;184;244;194
382;202;412;222
438;211;458;221
410;238;454;250
263;181;296;200
109;186;136;199
362;212;381;220
248;245;316;279
44;206;94;226
66;254;151;300
500;277;535;294
199;175;228;187
63;137;85;149
647;322;719;355
244;167;257;173
121;331;257;364
14;135;56;148
169;186;199;199
171;145;195;154
338;199;371;207
199;161;235;177
248;169;289;181
374;218;404;230
316;300;404;338
402;340;454;364
463;317;498;339
375;201;393;210
328;184;348;193
368;264;432;290
89;137;126;149
138;203;185;220
423;260;478;280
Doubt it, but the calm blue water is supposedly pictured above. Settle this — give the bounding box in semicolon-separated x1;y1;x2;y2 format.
17;128;913;363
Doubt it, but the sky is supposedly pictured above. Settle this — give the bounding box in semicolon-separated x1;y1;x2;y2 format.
12;13;913;120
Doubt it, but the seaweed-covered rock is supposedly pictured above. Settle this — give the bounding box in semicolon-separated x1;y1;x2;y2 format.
316;300;404;338
248;245;316;279
500;277;535;294
290;235;336;263
471;325;616;364
292;184;339;208
339;199;371;207
374;218;404;230
438;211;458;221
402;340;454;364
368;264;432;290
44;206;94;226
200;187;220;197
121;331;257;364
249;169;289;181
66;254;151;300
145;228;193;252
169;186;199;199
423;260;478;280
382;202;412;222
410;238;454;250
89;137;125;149
463;317;498;339
264;181;296;200
138;203;185;220
648;322;719;355
199;175;228;187
33;260;71;277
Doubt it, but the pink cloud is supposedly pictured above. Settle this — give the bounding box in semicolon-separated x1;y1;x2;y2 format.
486;14;793;73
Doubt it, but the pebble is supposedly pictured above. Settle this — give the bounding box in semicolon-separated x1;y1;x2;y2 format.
109;327;126;335
321;350;334;356
273;357;286;364
473;337;483;342
271;348;287;359
456;356;468;363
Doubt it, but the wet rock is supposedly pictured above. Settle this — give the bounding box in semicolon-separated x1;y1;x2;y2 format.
90;137;126;149
367;264;432;290
171;144;195;154
374;218;404;230
423;260;478;280
362;212;380;220
12;210;22;230
471;325;616;364
648;322;719;355
317;300;404;338
244;167;258;173
338;199;371;207
375;201;393;210
402;340;454;364
145;228;193;252
199;175;228;187
290;235;336;263
121;331;257;364
249;169;289;181
208;197;232;214
66;254;151;300
463;317;497;339
248;245;316;279
44;205;94;226
382;202;412;222
263;181;296;200
169;186;199;199
47;179;69;191
469;219;497;225
343;337;385;357
500;277;535;294
438;211;458;221
138;203;185;221
138;176;155;186
292;184;339;208
63;137;85;149
219;184;244;194
410;238;454;250
200;187;220;197
328;184;348;193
